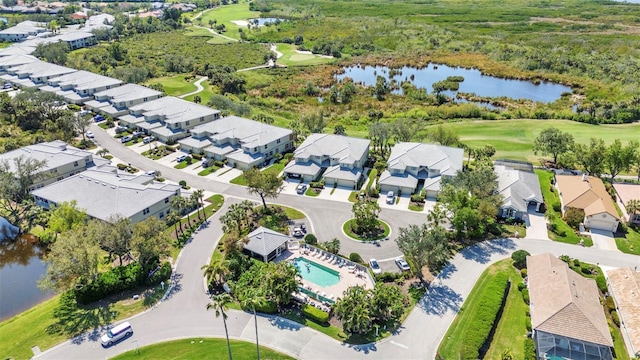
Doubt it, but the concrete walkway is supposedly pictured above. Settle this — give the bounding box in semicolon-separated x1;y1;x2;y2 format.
525;210;550;240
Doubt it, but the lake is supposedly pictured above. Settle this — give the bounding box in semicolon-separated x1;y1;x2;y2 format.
249;18;285;26
0;235;53;322
335;64;572;103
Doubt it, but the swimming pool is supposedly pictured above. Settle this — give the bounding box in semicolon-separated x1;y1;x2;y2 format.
293;257;340;287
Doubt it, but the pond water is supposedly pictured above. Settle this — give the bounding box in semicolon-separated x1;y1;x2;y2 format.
335;64;572;103
249;18;285;26
0;235;53;322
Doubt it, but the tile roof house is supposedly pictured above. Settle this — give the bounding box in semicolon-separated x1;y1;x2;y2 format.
495;163;544;221
283;134;370;189
178;116;293;170
0;140;105;190
612;183;640;226
527;253;614;360
0;21;46;42
378;142;463;198
606;267;640;358
118;96;221;143
243;226;291;262
31;166;181;224
0;60;76;88
39;70;122;104
84;84;164;118
555;174;620;232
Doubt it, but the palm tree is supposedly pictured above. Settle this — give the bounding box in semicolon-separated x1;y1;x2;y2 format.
626;199;640;225
96;148;109;158
190;192;201;221
207;293;234;360
167;210;181;238
170;197;186;234
193;189;205;220
202;259;229;287
240;289;266;360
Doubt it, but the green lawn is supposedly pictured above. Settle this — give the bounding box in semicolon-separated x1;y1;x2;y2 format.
438;259;522;359
615;227;640;255
275;43;335;67
536;170;593;246
195;4;260;41
111;338;294;360
253;204;306;220
429;120;640;162
305;186;321;196
145;75;197;97
230;158;289;185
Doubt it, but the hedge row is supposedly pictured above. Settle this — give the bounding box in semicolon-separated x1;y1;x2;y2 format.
459;273;510;360
302;304;329;323
75;262;171;304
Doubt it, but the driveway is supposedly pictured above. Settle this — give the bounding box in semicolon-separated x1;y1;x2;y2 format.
525;210;550;240
589;229;619;251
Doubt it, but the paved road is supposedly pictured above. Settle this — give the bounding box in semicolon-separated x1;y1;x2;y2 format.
35;128;639;359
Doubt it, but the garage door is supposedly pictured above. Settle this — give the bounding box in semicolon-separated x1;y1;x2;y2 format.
588;219;616;232
337;179;354;189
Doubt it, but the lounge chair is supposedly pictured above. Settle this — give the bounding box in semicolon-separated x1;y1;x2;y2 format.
325;253;331;260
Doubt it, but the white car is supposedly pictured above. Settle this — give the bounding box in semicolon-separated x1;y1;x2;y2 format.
369;258;382;274
395;258;410;271
85;131;94;139
386;190;395;204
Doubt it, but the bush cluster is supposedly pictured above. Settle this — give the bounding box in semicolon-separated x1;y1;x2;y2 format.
611;310;620;327
304;233;317;245
302;304;330;323
374;272;404;283
75;261;171;304
524;338;536;360
349;252;363;264
458;273;510;360
511;250;530;270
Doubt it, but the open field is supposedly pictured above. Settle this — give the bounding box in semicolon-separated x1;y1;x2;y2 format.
195;4;260;41
276;44;335;67
425;120;640;162
145;75;197;97
111;338;295;360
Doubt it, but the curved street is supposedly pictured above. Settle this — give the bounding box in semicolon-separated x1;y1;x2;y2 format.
34;127;640;359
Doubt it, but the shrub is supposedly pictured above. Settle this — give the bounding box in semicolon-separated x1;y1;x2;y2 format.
596;274;607;294
563;207;585;229
146;261;172;285
304;233;317;245
255;300;278;314
457;273;510;360
520;268;527;278
375;272;402;283
559;255;571;263
75;263;145;304
605;296;616;313
611;310;620;327
511;250;530;270
117;163;127;170
522;289;530;305
573;259;580;267
524;338;536;360
214;160;225;167
349;252;363;263
179;180;187;187
192;153;203;160
581;264;594;275
552;202;561;212
302;304;329;323
517;282;526;292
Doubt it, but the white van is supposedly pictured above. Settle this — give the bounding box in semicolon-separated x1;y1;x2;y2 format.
101;321;132;347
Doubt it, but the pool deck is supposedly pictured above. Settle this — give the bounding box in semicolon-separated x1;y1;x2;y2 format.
276;246;375;301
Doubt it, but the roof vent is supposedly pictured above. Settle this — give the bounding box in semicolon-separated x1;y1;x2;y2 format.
111;186;116;189
582;173;588;181
102;183;106;186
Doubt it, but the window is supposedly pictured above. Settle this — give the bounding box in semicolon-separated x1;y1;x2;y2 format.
165;197;169;204
73;161;78;167
143;97;148;101
186;121;190;126
254;147;257;152
264;144;268;149
143;208;150;215
200;118;204;123
159;211;164;219
277;139;281;144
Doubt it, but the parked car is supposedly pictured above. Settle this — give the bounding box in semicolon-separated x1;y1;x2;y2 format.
386;190;395;204
93;114;105;122
120;135;132;143
395;258;410;271
2;82;12;89
145;170;157;177
85;131;94;139
132;131;143;138
143;136;155;144
176;155;187;162
369;258;382;274
115;125;127;134
296;184;307;194
101;321;132;347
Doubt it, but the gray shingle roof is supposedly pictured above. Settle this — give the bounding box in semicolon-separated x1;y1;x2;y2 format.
527;253;613;347
128;96;219;124
378;170;418;189
244;226;290;257
495;164;543;212
31;167;180;222
93;83;163;103
324;165;362;182
186;115;292;148
387;142;463;176
294;134;369;165
46;70;122;91
0;140;93;174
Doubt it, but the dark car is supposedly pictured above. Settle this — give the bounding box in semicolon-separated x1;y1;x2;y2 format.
94;114;105;122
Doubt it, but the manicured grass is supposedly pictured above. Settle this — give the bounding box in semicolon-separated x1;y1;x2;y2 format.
253;204;305;220
111;338;294;360
229;173;247;185
611;318;631;360
408;203;424;212
196;4;259;41
502;224;527;238
342;219;390;241
483;262;529;360
430;120;640;163
0;283;166;360
348;191;358;203
536;170;593;246
305;186;321;196
276;43;335;66
230;158;289;185
174;161;190;169
365;168;377;192
615;227;640;255
197;166;220;176
437;259;514;360
145;75;197;97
